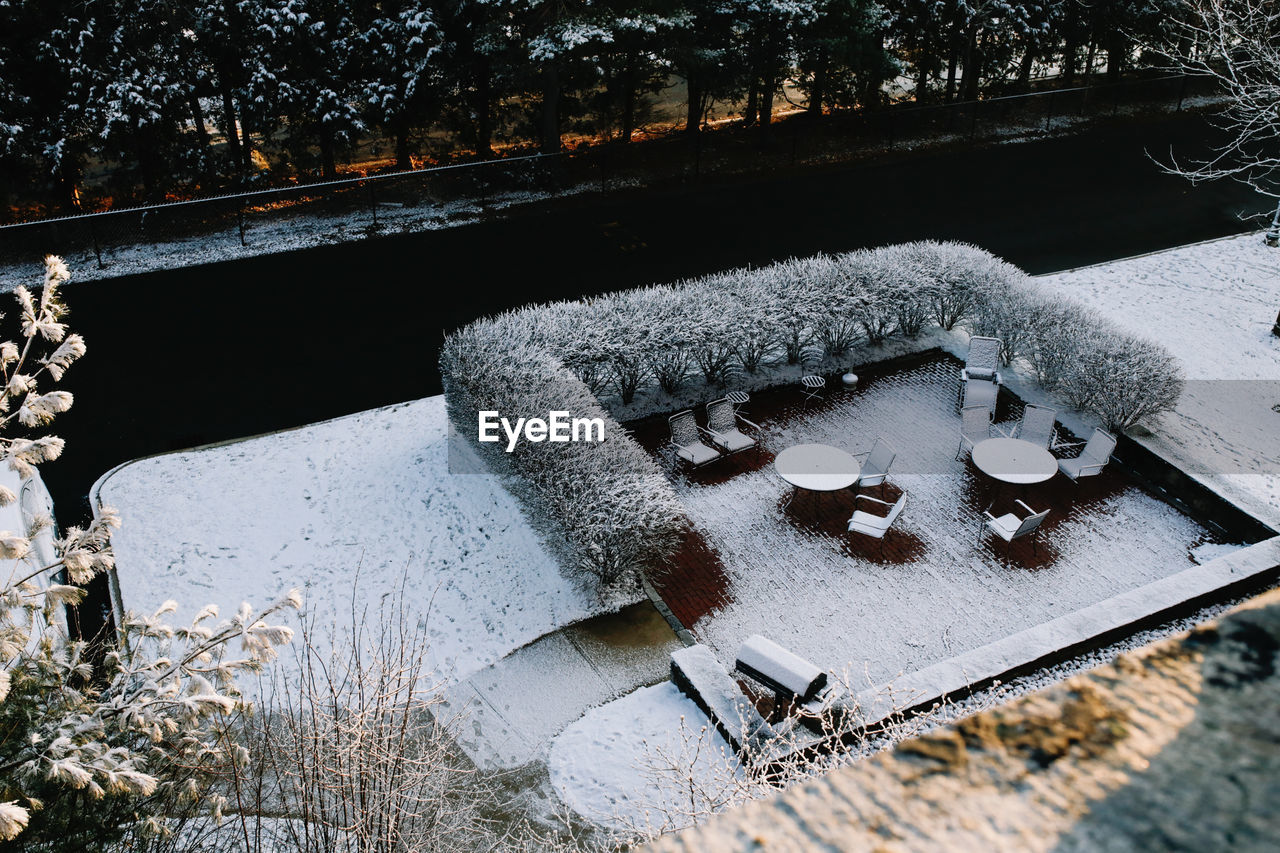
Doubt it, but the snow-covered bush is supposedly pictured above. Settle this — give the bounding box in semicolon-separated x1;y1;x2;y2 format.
0;257;298;848
441;242;1184;593
440;316;684;593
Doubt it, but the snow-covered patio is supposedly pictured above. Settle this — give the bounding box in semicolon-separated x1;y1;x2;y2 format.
630;352;1238;685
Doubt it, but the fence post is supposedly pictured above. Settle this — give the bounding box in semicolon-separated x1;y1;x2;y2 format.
369;182;378;229
89;220;104;270
237;203;246;246
1044;91;1054;131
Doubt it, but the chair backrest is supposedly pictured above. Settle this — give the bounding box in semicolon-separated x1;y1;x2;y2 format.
966;336;1001;376
1018;404;1058;449
863;437;896;478
669;410;699;447
961;377;997;411
961;405;991;440
1012;508;1050;539
705;398;736;434
883;492;908;527
1082;428;1118;464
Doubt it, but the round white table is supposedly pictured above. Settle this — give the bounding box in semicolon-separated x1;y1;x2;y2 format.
971;437;1057;484
775;444;861;509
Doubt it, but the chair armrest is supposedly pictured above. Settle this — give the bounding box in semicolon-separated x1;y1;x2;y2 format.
1076;460;1107;475
854;494;893;508
736;415;762;432
983;510;1000;524
1014;499;1037;516
697;425;719;440
994;369;1003;386
991;422;1015;438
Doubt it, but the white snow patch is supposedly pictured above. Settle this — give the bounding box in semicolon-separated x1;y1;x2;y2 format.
1189;541;1246;565
98;395;607;686
1037;232;1280;525
548;682;745;832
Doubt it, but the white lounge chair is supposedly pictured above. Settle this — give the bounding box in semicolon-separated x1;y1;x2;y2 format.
704;398;760;457
981;499;1050;559
995;403;1059;449
956;405;993;460
963;336;1004;385
852;437;896;497
669;410;720;468
848;492;907;555
1058;428;1117;482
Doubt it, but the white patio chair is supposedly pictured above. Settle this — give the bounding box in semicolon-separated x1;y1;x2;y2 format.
852;437;896;497
800;375;825;404
1057;428;1118;482
668;410;720;468
962;336;1003;385
703;397;760;457
848;491;908;555
959;376;998;413
955;405;993;460
980;499;1050;559
994;403;1059;449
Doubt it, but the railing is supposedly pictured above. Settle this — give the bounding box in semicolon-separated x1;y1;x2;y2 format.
0;74;1215;278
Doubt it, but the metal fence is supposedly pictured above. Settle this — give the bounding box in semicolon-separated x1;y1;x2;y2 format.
0;74;1216;277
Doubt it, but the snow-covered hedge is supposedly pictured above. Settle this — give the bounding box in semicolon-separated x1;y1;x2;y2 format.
441;241;1182;590
440;314;685;594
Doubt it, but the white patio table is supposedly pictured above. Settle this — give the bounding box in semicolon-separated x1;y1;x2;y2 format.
775;443;861;510
971;437;1057;485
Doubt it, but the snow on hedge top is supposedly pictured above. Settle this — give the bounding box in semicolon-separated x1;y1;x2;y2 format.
735;634;826;697
98;396;606;685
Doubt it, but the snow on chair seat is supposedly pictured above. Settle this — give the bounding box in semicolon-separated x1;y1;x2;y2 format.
703;397;760;456
1058;428;1118;482
668;409;721;468
736;634;828;702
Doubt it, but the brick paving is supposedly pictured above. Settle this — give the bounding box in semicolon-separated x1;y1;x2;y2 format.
627;351;1229;683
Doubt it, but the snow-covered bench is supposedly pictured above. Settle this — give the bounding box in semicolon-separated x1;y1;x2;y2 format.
735;634;828;702
670;645;776;756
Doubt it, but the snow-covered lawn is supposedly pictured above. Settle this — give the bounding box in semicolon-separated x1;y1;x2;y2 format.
1037;232;1280;525
548;681;744;832
97;395;611;686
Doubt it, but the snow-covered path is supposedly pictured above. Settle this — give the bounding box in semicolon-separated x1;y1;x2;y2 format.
1037;233;1280;525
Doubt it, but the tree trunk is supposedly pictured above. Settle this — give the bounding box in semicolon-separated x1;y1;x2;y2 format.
685;72;702;135
620;62;636;143
475;57;493;157
540;62;561;154
1105;33;1126;83
1084;37;1098;84
960;31;979;100
394;121;411;170
1016;45;1036;92
745;86;759;127
945;48;959;102
809;65;827;117
760;79;774;127
914;56;929;103
1062;6;1080;85
220;87;243;170
318;132;337;180
188;89;212;170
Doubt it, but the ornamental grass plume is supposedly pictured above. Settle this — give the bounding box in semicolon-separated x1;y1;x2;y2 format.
0;256;300;847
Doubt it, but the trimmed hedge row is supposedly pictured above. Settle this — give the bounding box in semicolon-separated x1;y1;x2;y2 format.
441;242;1183;591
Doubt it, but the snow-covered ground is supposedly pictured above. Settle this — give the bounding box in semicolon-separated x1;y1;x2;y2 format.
548;681;744;833
97;396;611;686
0;179;606;291
1037;232;1280;526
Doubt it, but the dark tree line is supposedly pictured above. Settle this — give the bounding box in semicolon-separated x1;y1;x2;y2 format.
0;0;1178;216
